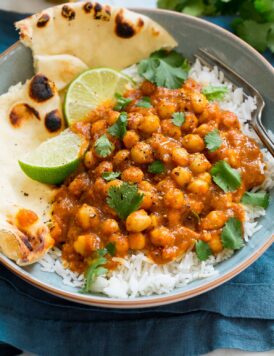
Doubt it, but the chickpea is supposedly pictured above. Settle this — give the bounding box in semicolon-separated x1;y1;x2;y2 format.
138;180;155;192
189;153;211;174
220;111;239;129
139;190;154;210
126;209;152;232
157;178;176;193
171;147;189;166
68;173;89;197
157;100;177;119
164;189;185;209
181;112;198;132
131;142;153;164
139;114;160;134
201;210;228;230
182;134;205;153
101;219;120;235
171;167;192;187
187;179;209;194
161;119;181;139
84;150;96;169
113;149;130;166
162;246;179;261
94;177;107;196
199;103;221;124
73;233;100;256
226;149;240;168
108;233;129;256
94;161;113;177
208;232;223;253
150;226;175;247
194;123;215;137
76;204;100;230
123;130;139;149
105;179;122;193
127;112;143;130
150;213;162;228
190;91;208;114
198;172;212;184
121;166;144;183
90;119;107;137
140;81;156;96
106;110;120;125
128;232;146;250
167;210;181;227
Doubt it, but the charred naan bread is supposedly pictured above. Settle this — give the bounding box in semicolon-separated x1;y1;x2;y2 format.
0;74;63;264
16;2;177;70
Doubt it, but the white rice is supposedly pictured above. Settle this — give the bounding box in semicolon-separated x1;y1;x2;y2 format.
39;60;274;298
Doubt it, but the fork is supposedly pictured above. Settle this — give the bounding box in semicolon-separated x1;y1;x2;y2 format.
195;48;274;157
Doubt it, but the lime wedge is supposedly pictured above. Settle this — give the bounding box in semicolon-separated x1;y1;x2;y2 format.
19;130;86;185
64;68;134;125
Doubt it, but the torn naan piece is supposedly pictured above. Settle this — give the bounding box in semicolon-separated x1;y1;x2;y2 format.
34;54;88;91
16;2;177;70
0;74;64;264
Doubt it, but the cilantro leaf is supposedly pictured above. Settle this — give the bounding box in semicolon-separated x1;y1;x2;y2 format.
202;85;229;101
136;97;152;108
241;191;270;208
172;112;185;127
105;242;116;256
138;50;189;89
148;160;165;174
221;217;244;250
196;240;212;261
205;129;222;152
114;93;132;111
210;160;242;192
106;182;144;220
108;112;128;139
94;134;114;158
102;171;121;181
80;254;107;293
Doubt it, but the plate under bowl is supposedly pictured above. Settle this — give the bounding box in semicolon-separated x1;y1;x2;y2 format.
0;9;273;308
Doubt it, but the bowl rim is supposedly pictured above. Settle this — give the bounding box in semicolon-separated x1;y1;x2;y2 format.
0;8;273;308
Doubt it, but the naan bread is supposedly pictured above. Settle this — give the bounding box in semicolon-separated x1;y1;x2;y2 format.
16;2;177;70
0;74;63;265
34;54;88;91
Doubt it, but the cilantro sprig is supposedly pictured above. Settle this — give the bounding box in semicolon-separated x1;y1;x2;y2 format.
221;217;244;250
196;240;212;261
136;97;152;108
102;171;121;181
210;160;242;192
114;93;132;111
138;50;190;89
148;160;165;174
202;86;229;101
241;191;270;208
108;112;128;139
106;182;144;220
172;112;185;127
205;129;222;152
94;134;114;158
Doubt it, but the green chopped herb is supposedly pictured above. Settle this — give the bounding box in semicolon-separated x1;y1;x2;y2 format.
241;191;270;208
105;242;116;256
202;85;229;101
114;93;132;111
94;134;114;158
196;240;212;261
136;97;152;108
108;112;128;139
102;171;121;181
172;112;185;127
205;129;222;152
138;49;190;89
106;182;144;220
148;160;165;174
210;160;242;192
80;253;107;293
221;217;244;250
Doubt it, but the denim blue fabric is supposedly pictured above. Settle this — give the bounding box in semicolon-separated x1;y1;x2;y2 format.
0;10;273;356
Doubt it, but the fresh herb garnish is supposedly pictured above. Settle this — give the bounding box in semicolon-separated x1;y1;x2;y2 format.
108;112;128;139
172;112;185;127
205;129;222;152
241;191;270;208
196;240;212;261
114;93;132;111
148;160;165;174
210;160;242;192
106;182;144;220
102;171;121;181
221;217;244;250
138;49;190;89
136;97;152;108
94;134;114;158
202;86;229;101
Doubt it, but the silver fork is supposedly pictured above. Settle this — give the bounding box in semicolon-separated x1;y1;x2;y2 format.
195;48;274;157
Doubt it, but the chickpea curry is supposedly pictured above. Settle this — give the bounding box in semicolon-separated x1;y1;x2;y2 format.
50;77;266;275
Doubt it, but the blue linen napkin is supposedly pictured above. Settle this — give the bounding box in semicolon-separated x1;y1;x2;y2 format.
0;9;273;356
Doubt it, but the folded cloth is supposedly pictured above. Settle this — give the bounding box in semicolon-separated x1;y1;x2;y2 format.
0;9;273;356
